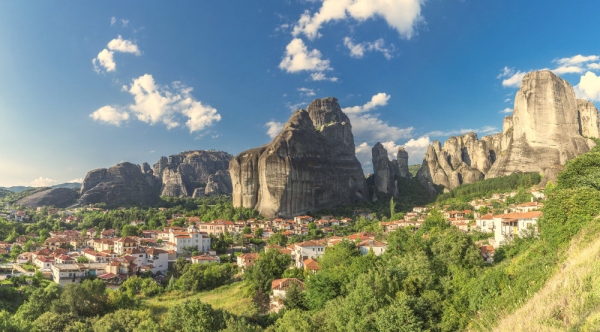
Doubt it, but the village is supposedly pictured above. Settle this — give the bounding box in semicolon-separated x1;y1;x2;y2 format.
0;187;545;312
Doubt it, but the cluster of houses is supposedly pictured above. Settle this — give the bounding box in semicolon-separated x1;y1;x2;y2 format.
0;209;30;222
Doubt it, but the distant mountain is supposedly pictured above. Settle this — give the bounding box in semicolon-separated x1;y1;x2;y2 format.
0;182;82;193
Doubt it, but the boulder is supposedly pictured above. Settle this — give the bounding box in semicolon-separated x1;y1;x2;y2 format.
230;97;368;218
80;162;160;206
16;188;79;208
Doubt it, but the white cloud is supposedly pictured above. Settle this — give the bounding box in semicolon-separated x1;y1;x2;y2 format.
292;0;424;40
127;75;220;132
279;38;332;74
425;126;497;137
552;65;584;75
343;37;394;59
265;121;284;138
555;54;599;66
403;136;430;164
343;92;390;114
121;19;129;27
343;93;412;142
355;142;373;173
31;176;58;187
497;66;514;79
587;63;600;70
93;36;141;73
310;72;338;82
575;71;600;102
110;17;117;26
92;49;116;72
298;87;316;97
501;70;526;88
107;35;141;55
504;98;511;103
68;178;83;183
92;75;220;133
90;105;130;126
499;108;513;114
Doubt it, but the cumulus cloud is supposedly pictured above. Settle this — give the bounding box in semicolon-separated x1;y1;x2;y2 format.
587;63;600;70
310;72;338;82
110;17;117;25
279;38;332;73
552;65;584;75
343;37;395;59
31;177;58;187
292;0;424;40
501;70;526;88
403;136;431;164
68;178;83;183
93;36;141;73
91;74;220;133
298;87;316;97
499;108;513;114
343;93;412;142
355;142;374;173
354;136;430;173
554;54;599;66
107;35;141;55
575;71;600;102
265;121;284;138
90;105;130;126
343;92;390;114
127;75;221;132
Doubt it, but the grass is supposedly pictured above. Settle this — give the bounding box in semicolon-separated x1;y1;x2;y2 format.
142;281;255;322
489;220;600;331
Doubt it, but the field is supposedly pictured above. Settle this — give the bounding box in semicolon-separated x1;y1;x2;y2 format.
142;281;254;321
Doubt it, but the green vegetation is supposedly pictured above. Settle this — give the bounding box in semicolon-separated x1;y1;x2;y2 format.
436;172;541;205
408;164;422;177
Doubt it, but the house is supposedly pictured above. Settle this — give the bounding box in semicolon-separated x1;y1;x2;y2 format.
380;221;400;233
303;258;320;274
475;214;494;233
492;211;542;247
130;220;146;226
100;229;116;238
293;216;313;224
163;228;211;254
479;245;495;264
514;201;544;213
54;254;76;264
270;278;305;312
197;220;235;236
33;256;54;271
144;247;169;274
191;254;220;264
291;240;326;268
51;262;107;285
92;239;114;252
413;206;428;213
114;237;138;255
237;253;259;269
357;240;387;256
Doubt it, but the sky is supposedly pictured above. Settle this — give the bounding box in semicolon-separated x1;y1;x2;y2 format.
2;1;600;187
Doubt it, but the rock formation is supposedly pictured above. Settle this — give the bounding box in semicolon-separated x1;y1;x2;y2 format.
204;170;232;196
230;97;368;218
16;188;79;208
80;162;160;206
151;150;233;197
372;143;400;197
397;148;410;178
417;70;599;191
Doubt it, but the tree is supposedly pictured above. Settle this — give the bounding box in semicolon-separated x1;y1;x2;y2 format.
254;228;263;238
76;256;89;263
164;300;226;332
121;225;139;237
244;249;292;293
92;309;157;332
283;281;306;310
242;226;251;235
274;309;314;332
52;279;109;317
0;310;20;332
174;257;189;278
267;233;288;247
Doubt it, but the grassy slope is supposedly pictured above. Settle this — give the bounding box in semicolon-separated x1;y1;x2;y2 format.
491;220;600;332
142;282;254;322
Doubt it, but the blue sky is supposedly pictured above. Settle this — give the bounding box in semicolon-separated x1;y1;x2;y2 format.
2;1;600;186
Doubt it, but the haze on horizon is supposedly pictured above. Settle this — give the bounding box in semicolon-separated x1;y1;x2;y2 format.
1;0;600;187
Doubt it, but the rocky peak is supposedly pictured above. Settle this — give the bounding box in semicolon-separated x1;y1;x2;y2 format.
230;97;368;218
397;147;410;178
372;142;399;197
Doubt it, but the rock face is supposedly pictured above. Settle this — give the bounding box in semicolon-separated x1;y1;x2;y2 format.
230;97;368;218
151;150;233;197
372;143;400;197
16;188;79;208
204;170;232;196
417;70;599;191
397;148;410;178
80;162;160;206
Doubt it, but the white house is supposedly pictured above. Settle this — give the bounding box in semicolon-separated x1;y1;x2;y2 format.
357;240;387;256
475;214;494;233
51;262;107;285
270;278;305;312
164;228;211;254
492;211;541;247
291;240;326;268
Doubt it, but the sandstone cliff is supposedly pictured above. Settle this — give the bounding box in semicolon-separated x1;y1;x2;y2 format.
80;162;160;206
230;97;368;218
417;70;600;191
372;143;399;197
152;150;233;197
